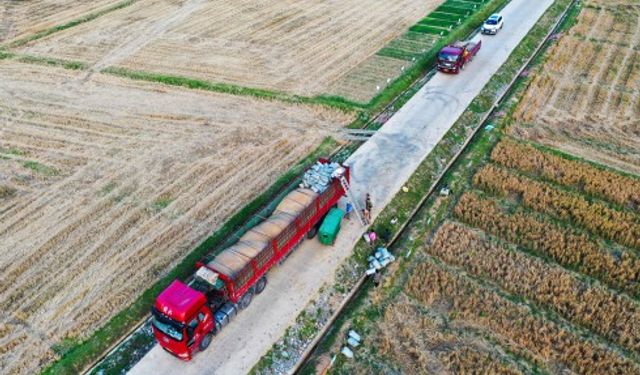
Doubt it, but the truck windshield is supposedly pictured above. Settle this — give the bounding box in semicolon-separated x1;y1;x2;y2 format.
438;52;458;62
152;308;184;341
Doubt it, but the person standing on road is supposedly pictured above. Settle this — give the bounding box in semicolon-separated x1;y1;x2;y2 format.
345;202;353;221
365;193;373;213
362;208;371;225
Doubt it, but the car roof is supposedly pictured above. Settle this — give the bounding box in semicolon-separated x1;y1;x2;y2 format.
488;14;501;20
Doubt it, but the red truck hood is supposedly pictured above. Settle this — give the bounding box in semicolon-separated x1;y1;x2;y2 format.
155;280;206;322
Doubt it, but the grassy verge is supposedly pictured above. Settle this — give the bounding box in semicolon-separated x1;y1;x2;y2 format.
42;138;339;375
102;67;364;113
7;0;137;48
280;0;577;372
16;55;87;70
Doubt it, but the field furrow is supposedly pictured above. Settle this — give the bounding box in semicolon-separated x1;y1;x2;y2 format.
408;259;640;375
473;164;640;250
428;221;640;354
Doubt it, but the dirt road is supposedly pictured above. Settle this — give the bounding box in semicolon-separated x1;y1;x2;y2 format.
128;0;555;373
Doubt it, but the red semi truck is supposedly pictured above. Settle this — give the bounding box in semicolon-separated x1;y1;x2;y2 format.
437;40;482;74
151;159;350;360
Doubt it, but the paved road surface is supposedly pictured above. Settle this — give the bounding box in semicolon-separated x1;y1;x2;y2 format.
129;0;554;373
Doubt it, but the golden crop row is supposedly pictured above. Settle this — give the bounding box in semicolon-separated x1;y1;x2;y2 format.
427;222;640;354
407;259;640;375
473;164;640;250
377;298;522;374
454;192;640;298
491;140;640;211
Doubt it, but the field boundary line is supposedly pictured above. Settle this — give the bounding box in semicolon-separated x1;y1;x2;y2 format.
101;67;365;113
289;0;578;372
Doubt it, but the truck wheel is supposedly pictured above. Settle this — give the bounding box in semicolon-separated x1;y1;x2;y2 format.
255;276;267;294
199;333;212;351
307;226;318;239
238;290;253;310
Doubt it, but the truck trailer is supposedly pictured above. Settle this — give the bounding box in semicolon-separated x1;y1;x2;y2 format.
437;40;482;74
151;159;350;360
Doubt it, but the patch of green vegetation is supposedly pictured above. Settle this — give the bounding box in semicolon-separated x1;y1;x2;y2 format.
298;312;319;341
151;194;173;212
23;161;58;176
418;17;461;28
409;24;451;35
99;182;117;196
436;5;474;16
16;55;87;70
8;0;138;48
52;338;82;357
1;147;27;157
0;50;15;60
377;33;437;61
43;137;339;375
428;11;467;22
102;67;363;112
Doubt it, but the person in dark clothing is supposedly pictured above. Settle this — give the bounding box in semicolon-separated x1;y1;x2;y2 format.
365;193;373;212
373;270;382;287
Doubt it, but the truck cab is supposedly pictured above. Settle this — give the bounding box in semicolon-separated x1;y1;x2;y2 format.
151;280;216;360
437;40;481;74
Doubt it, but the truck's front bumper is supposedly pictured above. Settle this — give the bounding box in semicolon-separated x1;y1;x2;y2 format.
437;65;459;74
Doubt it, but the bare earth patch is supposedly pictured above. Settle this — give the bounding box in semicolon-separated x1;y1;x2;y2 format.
0;60;351;374
17;0;442;97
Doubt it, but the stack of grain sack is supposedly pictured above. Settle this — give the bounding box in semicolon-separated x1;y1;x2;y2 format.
301;161;342;193
366;247;395;275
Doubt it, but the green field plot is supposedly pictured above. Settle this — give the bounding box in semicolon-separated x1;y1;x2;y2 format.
377;32;439;60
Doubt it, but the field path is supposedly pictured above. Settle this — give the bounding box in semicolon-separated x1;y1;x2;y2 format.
128;0;555;374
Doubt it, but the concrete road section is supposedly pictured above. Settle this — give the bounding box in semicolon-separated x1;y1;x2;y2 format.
129;0;554;373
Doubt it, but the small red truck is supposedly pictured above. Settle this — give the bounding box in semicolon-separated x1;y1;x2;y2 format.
151;159;350;360
437;40;482;74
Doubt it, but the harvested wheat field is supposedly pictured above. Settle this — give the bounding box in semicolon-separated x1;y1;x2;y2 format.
17;0;442;97
511;1;640;174
0;0;121;44
334;137;640;374
0;60;351;374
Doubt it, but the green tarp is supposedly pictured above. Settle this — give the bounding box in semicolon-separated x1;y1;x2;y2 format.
319;207;345;245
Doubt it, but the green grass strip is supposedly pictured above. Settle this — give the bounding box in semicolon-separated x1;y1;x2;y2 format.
428;11;469;22
409;24;452;35
418;17;461;28
17;55;87;70
8;0;137;48
42;137;339;375
0;50;15;60
102;67;364;112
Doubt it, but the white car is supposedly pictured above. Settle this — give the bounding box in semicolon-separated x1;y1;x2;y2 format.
482;14;504;35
